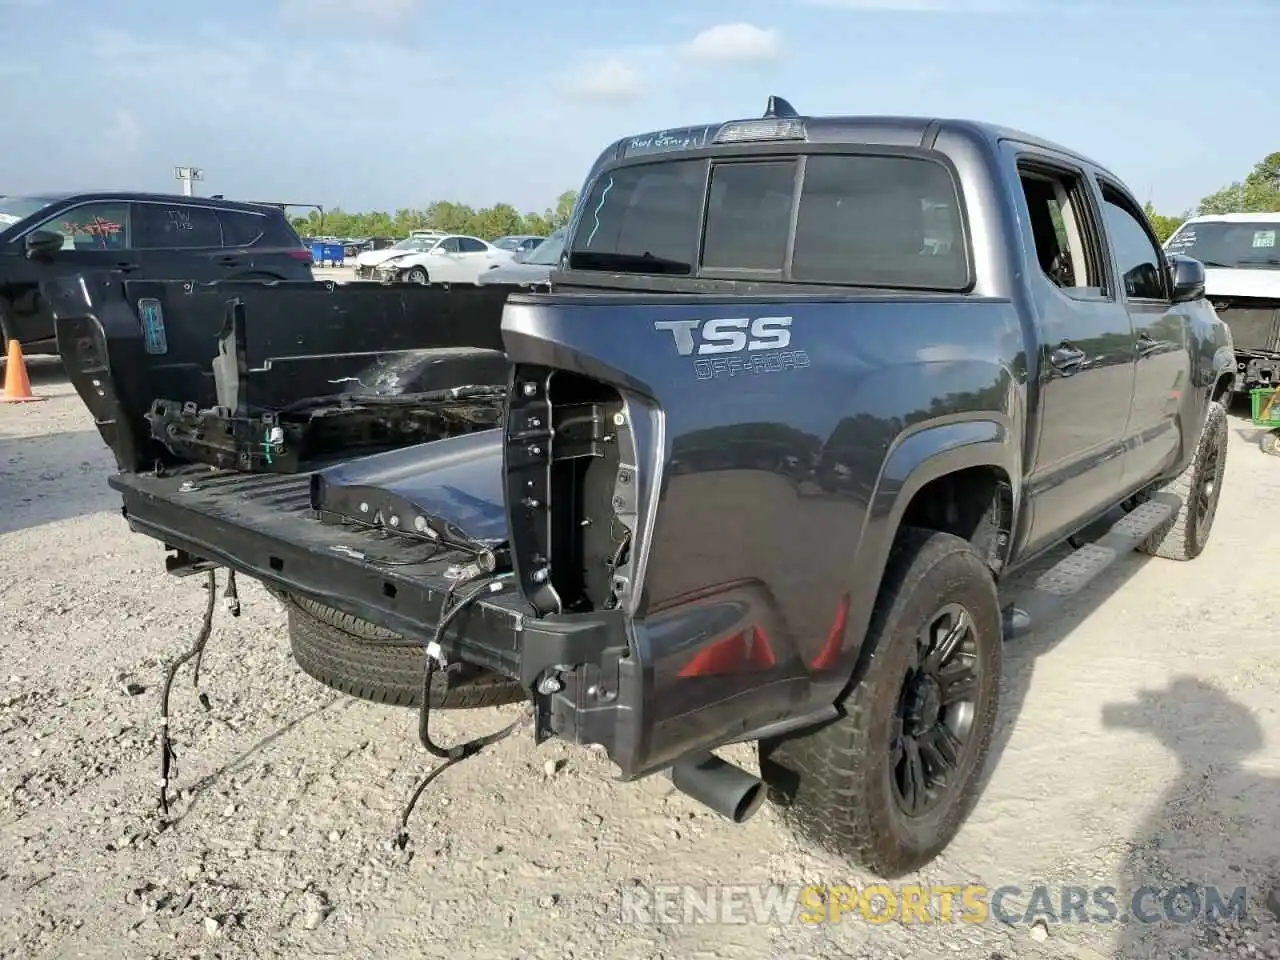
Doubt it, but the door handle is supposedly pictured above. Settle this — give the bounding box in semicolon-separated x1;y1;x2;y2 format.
114;262;141;272
1137;332;1160;358
1049;342;1087;374
217;256;243;266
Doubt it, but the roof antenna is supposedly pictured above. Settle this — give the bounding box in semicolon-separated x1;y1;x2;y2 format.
763;96;798;119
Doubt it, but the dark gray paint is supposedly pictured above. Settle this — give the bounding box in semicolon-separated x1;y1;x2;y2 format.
55;114;1236;782
498;116;1235;775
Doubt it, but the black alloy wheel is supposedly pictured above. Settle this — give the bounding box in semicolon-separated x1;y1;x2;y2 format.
891;602;980;818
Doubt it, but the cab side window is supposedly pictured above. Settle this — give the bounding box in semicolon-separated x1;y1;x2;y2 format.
36;202;131;252
1098;185;1166;300
1016;164;1101;295
133;204;222;250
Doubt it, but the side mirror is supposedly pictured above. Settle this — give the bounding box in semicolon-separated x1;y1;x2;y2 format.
25;229;64;259
1168;254;1206;303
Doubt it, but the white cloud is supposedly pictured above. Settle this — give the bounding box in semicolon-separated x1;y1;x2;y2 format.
88;28;443;98
685;23;781;63
565;58;642;103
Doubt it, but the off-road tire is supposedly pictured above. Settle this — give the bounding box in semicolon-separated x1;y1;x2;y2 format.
759;528;1002;878
285;596;525;710
1134;400;1228;561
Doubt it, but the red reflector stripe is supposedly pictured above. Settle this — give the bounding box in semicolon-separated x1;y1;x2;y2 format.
809;593;850;671
677;625;776;678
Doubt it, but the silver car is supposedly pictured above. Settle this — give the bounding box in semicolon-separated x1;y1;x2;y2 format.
478;227;565;287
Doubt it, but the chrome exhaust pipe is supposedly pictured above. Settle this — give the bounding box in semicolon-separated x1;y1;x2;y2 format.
668;750;766;824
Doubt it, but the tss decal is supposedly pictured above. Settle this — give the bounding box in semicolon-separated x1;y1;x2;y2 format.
654;316;809;381
654;316;793;355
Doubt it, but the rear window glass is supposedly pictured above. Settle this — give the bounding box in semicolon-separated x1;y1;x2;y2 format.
568;152;968;289
569;160;704;275
218;210;265;246
703;161;793;273
260;211;305;247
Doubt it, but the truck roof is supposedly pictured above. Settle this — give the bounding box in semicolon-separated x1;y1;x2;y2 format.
591;100;1123;183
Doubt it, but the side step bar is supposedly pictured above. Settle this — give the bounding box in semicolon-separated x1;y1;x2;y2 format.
1002;492;1181;641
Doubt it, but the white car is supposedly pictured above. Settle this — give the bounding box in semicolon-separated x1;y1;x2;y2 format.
1163;212;1280;395
353;232;446;280
374;234;512;285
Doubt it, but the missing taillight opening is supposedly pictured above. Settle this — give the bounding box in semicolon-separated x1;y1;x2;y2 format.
504;367;639;615
545;373;627;613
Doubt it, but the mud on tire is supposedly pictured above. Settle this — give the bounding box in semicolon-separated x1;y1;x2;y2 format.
1134;399;1228;561
284;595;526;710
759;528;1002;878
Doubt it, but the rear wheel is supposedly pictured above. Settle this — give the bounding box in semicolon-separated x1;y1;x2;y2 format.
1134;399;1228;561
759;528;1002;878
284;595;526;709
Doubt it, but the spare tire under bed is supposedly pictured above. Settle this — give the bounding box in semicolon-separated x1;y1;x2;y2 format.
282;593;527;710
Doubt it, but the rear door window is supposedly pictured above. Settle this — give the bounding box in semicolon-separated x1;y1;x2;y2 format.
134;203;223;249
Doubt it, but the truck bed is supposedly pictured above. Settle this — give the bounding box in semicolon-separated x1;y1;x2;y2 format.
109;466;532;678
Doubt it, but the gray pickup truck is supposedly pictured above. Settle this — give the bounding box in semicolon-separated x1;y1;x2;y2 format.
55;98;1235;878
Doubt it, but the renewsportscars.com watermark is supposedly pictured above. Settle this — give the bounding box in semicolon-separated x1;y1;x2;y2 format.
621;883;1252;926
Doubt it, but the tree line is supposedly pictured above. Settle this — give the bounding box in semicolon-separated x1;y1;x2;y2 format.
293;190;580;240
1145;151;1280;242
293;151;1279;246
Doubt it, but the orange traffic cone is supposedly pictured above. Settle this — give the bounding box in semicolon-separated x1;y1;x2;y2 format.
1;339;45;403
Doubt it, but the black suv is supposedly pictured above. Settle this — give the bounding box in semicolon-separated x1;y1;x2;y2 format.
0;192;314;354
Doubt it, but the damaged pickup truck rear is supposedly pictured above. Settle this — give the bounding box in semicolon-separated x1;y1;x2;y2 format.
58;102;1235;877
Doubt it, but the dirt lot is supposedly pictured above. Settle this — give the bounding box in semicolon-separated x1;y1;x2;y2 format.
2;358;1278;960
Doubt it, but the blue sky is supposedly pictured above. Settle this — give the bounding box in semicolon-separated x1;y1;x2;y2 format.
1;0;1276;218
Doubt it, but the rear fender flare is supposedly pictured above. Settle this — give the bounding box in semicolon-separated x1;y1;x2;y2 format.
877;418;1017;536
819;418;1017;698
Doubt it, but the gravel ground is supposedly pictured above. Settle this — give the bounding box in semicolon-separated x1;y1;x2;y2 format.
2;357;1278;960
